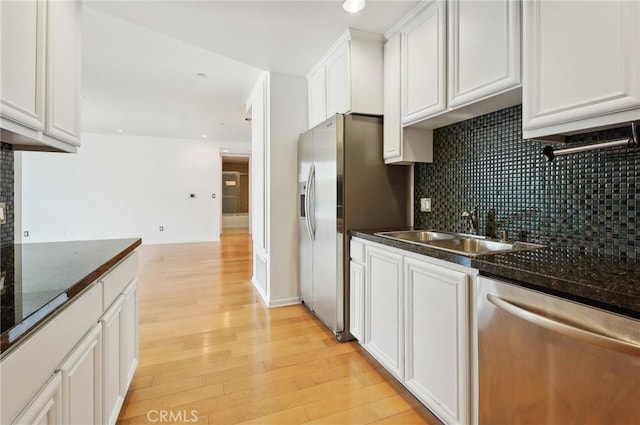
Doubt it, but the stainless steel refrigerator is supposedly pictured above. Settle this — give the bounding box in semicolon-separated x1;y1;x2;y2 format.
298;114;408;341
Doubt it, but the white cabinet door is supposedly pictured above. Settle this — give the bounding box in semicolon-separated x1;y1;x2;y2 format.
101;295;124;425
523;0;640;139
45;0;81;146
404;257;469;425
349;261;364;341
12;372;63;425
325;42;351;117
401;0;447;125
383;34;402;160
121;280;138;394
0;0;46;131
448;0;520;108
364;246;404;380
308;67;327;128
60;324;102;425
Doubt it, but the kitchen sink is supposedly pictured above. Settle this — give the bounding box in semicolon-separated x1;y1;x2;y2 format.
374;230;545;257
427;238;545;256
374;230;462;242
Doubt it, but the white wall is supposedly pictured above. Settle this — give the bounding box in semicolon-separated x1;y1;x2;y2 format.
16;133;250;244
268;73;308;305
246;72;307;307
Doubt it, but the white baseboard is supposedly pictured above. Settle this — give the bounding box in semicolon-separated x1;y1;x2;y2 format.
268;297;301;308
251;276;269;306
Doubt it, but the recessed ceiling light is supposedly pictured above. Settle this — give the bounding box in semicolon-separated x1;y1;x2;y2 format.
196;73;207;78
116;129;124;133
222;149;230;153
343;0;365;13
201;134;208;138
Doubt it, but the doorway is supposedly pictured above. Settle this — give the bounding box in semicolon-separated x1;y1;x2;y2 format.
221;155;250;233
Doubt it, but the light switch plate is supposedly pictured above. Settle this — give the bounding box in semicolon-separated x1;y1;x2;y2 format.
420;198;432;212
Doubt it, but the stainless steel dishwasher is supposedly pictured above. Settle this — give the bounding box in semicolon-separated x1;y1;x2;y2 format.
477;276;640;424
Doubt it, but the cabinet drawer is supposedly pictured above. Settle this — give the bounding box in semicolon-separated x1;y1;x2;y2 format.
0;282;102;425
350;239;365;263
102;252;138;309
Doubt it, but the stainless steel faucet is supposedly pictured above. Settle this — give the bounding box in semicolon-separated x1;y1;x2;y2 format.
462;206;479;235
496;208;537;241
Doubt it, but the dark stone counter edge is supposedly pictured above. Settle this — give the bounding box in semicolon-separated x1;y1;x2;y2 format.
351;231;640;320
0;238;142;356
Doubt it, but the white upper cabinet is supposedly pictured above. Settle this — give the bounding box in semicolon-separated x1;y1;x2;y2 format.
325;42;351;117
448;0;521;108
384;0;521;162
45;0;82;146
308;67;327;129
306;29;383;129
401;0;447;125
384;33;434;164
383;34;402;160
0;0;81;152
0;0;46;132
523;0;640;140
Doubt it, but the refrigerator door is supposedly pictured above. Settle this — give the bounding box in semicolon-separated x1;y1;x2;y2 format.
311;115;339;332
298;130;313;309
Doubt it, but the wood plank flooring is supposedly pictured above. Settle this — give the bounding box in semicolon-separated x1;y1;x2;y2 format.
117;232;440;425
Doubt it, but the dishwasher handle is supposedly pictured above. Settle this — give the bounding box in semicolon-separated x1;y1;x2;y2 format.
487;294;640;357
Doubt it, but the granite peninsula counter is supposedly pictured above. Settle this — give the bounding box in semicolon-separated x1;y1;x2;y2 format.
0;238;141;356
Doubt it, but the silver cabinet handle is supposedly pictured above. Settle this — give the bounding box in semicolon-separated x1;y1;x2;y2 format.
487;294;640;357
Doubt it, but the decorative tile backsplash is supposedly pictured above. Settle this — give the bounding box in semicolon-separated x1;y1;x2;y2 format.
0;143;14;245
414;105;639;260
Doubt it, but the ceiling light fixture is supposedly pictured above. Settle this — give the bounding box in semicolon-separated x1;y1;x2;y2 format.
343;0;365;13
201;134;208;138
116;129;124;133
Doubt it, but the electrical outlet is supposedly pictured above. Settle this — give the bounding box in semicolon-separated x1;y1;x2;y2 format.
24;230;29;237
420;198;432;212
159;226;164;232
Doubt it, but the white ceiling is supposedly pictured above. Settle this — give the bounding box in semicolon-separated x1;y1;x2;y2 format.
82;1;419;142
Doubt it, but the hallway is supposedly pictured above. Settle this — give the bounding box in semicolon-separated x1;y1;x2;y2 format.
117;233;438;424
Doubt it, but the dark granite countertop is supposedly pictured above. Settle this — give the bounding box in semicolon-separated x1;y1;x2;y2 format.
351;230;640;320
0;238;142;356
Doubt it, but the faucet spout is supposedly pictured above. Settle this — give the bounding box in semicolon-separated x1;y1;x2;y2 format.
495;208;537;241
462;206;479;235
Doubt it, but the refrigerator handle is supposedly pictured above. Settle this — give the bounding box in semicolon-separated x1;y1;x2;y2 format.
308;164;316;240
305;165;315;240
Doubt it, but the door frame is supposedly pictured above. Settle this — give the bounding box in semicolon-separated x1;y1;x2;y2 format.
219;152;252;238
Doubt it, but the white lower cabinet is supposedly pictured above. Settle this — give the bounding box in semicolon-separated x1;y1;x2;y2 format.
1;251;139;425
102;278;138;425
102;295;125;425
60;324;102;425
364;246;404;381
404;257;469;425
355;238;475;425
12;373;63;425
121;280;138;393
349;261;364;341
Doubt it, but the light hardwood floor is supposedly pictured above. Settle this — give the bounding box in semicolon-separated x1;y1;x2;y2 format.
117;232;440;425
